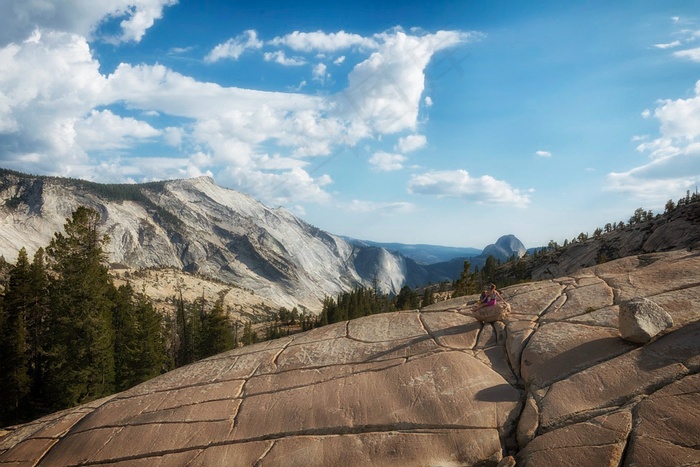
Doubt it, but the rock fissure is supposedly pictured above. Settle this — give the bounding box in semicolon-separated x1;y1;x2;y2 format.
270;339;293;370
536;288;567;319
634;433;700;450
58;425;504;466
243;363;407;397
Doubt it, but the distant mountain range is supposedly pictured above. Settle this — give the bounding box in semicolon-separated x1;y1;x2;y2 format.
0;169;527;312
341;238;481;265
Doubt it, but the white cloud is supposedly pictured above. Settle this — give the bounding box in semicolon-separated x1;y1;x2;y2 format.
263;50;306;66
333;56;345;65
673;47;700;62
535;150;552;157
220;166;332;206
344;199;416;215
205;30;263;63
269;30;377;52
0;23;469;207
75;109;160;150
654;40;681;49
424;96;433;107
369;152;406;172
337;29;472;135
163;126;185;146
118;0;179;43
0;30;106;171
606;80;700;199
0;0;178;46
396;134;427;153
312;63;328;82
408;169;531;207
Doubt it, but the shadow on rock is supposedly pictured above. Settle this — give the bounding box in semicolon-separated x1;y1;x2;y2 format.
475;384;520;403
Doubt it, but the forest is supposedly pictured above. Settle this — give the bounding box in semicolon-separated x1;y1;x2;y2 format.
0;207;233;426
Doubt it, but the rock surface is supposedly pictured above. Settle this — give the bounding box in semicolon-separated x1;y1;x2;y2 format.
1;250;699;466
619;297;674;343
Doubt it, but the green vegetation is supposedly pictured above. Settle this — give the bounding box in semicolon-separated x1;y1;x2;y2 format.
0;208;171;425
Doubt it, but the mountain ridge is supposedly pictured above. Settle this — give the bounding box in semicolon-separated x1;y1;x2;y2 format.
0;170;518;312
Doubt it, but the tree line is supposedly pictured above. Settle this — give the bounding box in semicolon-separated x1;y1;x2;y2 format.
0;207;236;426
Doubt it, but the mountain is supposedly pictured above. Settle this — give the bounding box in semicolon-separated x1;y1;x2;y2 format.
342;238;481;264
480;234;527;262
0;169;485;312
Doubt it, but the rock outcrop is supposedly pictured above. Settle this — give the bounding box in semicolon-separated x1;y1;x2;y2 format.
1;250;699;466
619;297;674;343
517;201;700;281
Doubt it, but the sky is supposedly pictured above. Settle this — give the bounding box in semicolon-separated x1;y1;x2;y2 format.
1;0;699;249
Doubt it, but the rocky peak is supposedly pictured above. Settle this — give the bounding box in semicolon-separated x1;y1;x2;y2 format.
482;234;527;261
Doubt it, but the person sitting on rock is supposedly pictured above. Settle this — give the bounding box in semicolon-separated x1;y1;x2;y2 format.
472;283;506;311
478;288;489;305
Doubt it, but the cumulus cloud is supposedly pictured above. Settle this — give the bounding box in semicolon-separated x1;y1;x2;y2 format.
269;30;377;52
535;150;552;157
607;80;700;199
0;19;470;207
312;63;328;82
0;0;178;46
220;166;333;206
117;0;179;43
75;109;160;150
337;29;471;135
205;30;263;63
369;152;406;172
408;169;531;207
396;134;427;153
263;50;306;66
0;30;106;170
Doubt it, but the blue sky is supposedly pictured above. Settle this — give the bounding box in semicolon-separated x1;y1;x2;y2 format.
1;1;699;249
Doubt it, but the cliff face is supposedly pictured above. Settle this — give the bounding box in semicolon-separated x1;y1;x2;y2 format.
0;172;419;311
1;250;698;466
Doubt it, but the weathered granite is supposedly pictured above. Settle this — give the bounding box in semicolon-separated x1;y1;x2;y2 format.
1;250;699;466
517;411;632;466
619;297;674;343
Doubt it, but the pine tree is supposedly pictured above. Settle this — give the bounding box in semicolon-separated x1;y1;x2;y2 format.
112;284;167;391
44;207;116;410
198;299;234;358
0;248;32;424
241;321;257;345
27;248;50;410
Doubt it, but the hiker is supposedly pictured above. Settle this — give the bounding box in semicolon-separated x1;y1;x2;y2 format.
472;283;506;311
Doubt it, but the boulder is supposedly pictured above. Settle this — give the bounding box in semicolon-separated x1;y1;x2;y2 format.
619;297;673;343
473;302;511;323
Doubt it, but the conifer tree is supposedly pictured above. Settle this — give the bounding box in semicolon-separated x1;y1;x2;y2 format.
44;207;116;410
27;248;50;407
112;284;167;391
0;248;32;423
198;299;234;358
